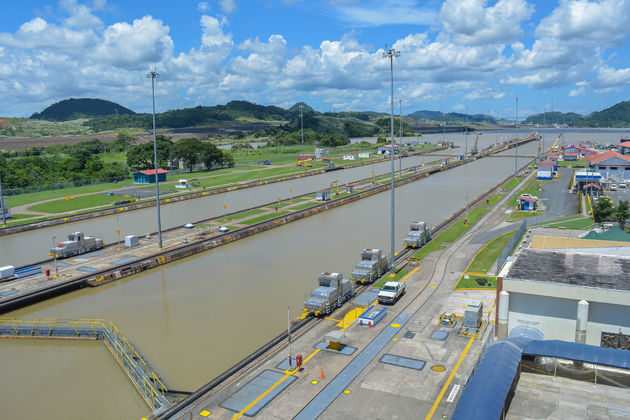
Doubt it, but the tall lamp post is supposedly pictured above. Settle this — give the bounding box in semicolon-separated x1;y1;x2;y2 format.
515;96;519;175
465;107;469;155
399;99;403;178
147;69;163;249
0;173;5;226
300;104;304;168
383;47;400;275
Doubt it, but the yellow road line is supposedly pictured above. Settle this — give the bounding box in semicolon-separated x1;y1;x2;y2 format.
425;336;475;420
232;348;321;419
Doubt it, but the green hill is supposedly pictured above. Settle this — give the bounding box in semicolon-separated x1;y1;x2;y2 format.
31;98;135;121
584;101;630;127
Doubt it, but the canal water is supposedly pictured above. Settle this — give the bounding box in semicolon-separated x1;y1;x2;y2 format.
1;141;538;419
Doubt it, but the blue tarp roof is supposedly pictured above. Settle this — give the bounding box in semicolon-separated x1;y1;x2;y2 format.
523;340;630;370
453;329;630;420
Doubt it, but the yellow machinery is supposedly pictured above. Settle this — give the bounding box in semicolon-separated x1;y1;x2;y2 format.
296;160;312;167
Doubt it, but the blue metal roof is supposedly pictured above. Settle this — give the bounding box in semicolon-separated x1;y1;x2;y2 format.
453;326;630;420
452;326;543;420
523;340;630;370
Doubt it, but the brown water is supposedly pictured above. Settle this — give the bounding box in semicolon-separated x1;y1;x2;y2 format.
0;141;541;419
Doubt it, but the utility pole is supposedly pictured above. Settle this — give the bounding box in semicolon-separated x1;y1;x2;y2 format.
543;105;547;154
0;173;5;226
147;69;163;249
300;104;304;168
399;99;403;178
383;46;400;276
465;107;468;156
515;96;519;175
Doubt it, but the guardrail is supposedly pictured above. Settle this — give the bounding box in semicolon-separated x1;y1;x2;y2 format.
0;318;169;410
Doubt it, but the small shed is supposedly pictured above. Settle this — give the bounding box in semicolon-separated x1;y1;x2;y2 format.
346;184;354;193
358;152;371;159
517;195;537;211
317;189;331;201
537;163;554;180
584;183;602;197
377;144;399;155
343;154;356;161
540;160;558;171
133;169;168;184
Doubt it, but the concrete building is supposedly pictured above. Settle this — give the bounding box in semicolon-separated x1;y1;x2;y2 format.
618;141;630;156
536;162;554;180
133;169;168;184
587;150;630;181
377;144;399;155
573;170;602;190
497;248;630;348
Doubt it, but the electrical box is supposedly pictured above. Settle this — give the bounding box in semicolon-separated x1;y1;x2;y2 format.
464;300;483;331
124;235;139;248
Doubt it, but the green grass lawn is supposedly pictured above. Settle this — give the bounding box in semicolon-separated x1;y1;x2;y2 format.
373;269;409;289
240;211;290;225
483;194;504;206
288;202;318;211
549;217;594;230
28;194;123;213
506;210;543;222
501;178;521;191
413;207;490;261
558;160;587;168
454;274;497;289
466;231;515;273
5;179;135;208
221;208;267;222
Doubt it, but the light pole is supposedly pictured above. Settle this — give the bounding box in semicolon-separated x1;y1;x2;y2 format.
383;47;400;275
399;99;403;178
543;105;547;154
147;69;163;249
300;104;305;169
515;96;519;175
465;107;468;156
0;173;5;226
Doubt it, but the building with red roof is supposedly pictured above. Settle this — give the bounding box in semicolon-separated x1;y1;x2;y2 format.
133;169;168;184
587;150;630;181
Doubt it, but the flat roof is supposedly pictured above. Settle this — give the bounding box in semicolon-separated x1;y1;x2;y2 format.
507;248;630;291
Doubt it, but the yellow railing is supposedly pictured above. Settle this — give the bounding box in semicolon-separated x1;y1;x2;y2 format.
0;317;168;407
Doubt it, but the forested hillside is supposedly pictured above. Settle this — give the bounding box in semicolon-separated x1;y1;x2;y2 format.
30;98;135;121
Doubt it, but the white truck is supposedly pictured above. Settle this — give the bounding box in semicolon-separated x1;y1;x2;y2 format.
378;281;406;305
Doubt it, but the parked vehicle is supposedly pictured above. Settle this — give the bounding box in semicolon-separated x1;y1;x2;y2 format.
350;248;389;284
404;221;431;248
378;281;406;304
50;232;104;258
304;272;354;316
620;182;627;188
610;183;618;191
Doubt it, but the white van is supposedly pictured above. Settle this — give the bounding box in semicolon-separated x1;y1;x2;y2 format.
620;182;627;189
610;183;618;191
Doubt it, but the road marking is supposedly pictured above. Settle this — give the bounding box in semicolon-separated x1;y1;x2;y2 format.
231;348;321;420
425;336;474;420
446;384;460;403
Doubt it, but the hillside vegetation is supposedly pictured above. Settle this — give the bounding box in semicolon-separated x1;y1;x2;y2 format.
524;101;630;127
30;98;135;121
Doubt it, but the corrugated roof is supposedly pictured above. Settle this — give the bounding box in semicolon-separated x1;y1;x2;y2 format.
507;248;630;291
618;141;630;148
587;150;630;165
452;326;542;420
135;169;169;175
523;340;630;369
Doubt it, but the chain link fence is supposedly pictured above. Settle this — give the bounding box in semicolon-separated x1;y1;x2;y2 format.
495;220;527;275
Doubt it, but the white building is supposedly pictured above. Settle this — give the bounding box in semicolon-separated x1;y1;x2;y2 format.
498;248;630;348
587;150;630;181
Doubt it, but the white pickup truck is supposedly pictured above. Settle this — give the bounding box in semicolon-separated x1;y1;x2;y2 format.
378;281;406;304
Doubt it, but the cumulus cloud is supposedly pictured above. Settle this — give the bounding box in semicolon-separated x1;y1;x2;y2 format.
94;16;173;70
536;0;630;44
220;0;237;14
439;0;533;45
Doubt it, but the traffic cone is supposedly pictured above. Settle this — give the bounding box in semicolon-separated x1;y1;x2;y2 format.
320;368;324;379
369;322;372;328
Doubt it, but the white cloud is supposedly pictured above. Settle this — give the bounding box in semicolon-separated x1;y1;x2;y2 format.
536;0;630;44
569;86;586;97
198;2;210;12
94;16;174;70
220;0;237;14
439;0;534;45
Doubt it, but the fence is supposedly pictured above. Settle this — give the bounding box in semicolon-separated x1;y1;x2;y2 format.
4;175;129;196
495;220;527;275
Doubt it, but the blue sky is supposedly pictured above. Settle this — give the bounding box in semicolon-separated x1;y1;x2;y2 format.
1;0;630;119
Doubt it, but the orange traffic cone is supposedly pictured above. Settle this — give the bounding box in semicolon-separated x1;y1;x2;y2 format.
369;322;372;328
320;368;324;379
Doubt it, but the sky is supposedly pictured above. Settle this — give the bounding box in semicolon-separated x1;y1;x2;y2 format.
1;0;630;119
